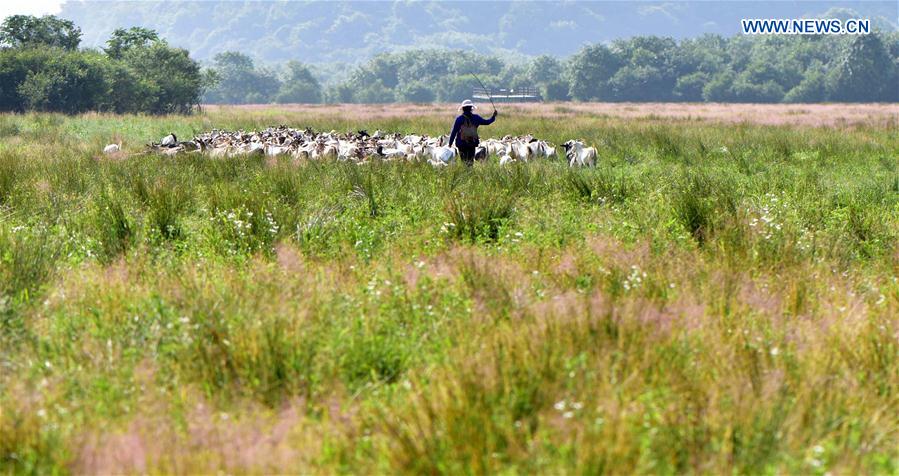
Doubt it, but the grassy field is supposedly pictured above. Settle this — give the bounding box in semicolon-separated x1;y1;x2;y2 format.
0;104;897;474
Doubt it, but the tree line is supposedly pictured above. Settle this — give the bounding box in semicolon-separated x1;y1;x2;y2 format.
0;16;209;114
206;32;898;105
1;15;896;115
311;33;897;104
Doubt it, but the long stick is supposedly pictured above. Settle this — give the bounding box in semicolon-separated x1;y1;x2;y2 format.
470;72;497;113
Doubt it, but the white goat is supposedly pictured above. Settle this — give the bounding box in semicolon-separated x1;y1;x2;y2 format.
511;141;532;162
498;154;516;166
425;144;455;167
160;133;177;147
562;140;597;167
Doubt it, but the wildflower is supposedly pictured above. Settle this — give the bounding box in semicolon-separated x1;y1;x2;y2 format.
554;400;566;411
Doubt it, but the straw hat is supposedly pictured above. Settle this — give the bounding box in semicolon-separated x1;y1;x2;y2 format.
458;99;477;110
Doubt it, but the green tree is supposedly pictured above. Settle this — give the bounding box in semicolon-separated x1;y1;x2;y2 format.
0;48;36;110
607;36;679;101
274;61;322;104
702;69;736;102
542;79;570;101
528;55;562;84
673;72;710;102
783;63;827;103
568;44;621;101
394;50;452;86
120;41;204;113
0;15;81;50
435;76;480;103
826;33;896;102
98;60;142;113
17;50;108;113
729;77;785;103
397;81;435;103
105;27;159;59
204;52;281;104
675;35;728;78
326;83;355;103
354;80;396;103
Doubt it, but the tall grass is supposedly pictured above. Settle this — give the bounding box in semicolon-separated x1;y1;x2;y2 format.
0;107;897;475
444;191;517;243
93;189;134;262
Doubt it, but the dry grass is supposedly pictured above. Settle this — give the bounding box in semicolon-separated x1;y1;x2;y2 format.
206;102;899;127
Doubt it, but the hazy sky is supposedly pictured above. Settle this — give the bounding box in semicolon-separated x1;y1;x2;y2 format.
1;0;64;21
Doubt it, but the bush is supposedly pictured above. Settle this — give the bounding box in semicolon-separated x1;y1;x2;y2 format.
16;50;108;113
119;42;203;113
0;22;204;114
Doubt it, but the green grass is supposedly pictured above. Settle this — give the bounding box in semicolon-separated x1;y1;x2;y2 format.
0;108;897;474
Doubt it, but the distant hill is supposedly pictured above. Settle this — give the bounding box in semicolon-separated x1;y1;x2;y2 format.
59;0;897;64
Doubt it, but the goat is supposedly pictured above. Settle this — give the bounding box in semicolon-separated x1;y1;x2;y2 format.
562;140;597;167
425;144;455;167
511;141;532;162
475;146;487;161
151;126;580;167
499;154;516;166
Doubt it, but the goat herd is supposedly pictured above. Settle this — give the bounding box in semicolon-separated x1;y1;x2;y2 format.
125;126;598;167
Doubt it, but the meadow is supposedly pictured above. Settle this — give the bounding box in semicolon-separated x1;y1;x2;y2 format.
0;103;897;474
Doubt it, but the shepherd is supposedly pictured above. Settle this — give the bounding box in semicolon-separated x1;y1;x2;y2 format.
448;99;497;166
